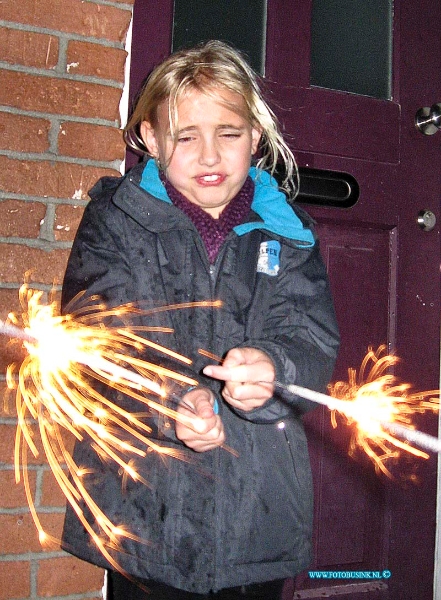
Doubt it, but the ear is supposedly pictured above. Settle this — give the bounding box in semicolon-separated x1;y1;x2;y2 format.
251;126;262;155
140;121;159;157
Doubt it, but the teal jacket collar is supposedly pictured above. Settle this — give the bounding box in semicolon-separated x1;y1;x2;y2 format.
139;159;315;247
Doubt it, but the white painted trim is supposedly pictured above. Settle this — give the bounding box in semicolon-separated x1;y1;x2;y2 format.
119;13;133;175
434;341;441;600
102;569;109;600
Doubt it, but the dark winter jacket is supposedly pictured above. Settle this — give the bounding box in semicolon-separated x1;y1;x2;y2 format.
61;160;340;593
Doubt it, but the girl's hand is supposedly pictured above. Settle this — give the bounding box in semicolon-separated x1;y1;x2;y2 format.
175;387;225;452
203;347;275;412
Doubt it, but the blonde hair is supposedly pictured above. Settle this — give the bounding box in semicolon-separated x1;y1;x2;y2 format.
124;40;298;197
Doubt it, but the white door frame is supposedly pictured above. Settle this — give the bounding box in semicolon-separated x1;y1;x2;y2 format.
434;341;441;599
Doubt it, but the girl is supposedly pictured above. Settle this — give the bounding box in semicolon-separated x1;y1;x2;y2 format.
61;40;339;599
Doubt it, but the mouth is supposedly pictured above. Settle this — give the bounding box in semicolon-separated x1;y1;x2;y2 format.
195;173;226;185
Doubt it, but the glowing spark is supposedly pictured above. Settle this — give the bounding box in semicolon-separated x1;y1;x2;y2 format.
3;285;220;568
198;348;223;362
275;346;440;477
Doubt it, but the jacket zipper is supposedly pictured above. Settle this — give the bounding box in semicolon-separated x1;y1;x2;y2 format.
206;242;232;592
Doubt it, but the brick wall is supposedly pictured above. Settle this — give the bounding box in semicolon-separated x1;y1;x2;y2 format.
0;1;134;598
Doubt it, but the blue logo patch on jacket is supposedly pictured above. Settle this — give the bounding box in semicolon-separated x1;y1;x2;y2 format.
257;240;281;276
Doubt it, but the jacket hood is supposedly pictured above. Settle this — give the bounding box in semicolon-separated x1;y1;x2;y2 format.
139;159;315;247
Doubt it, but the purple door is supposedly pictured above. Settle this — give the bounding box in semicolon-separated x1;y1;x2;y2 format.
129;2;440;597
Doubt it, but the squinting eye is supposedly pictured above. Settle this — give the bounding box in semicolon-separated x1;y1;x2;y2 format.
221;133;241;139
177;136;194;143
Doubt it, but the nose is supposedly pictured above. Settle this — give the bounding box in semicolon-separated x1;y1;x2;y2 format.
199;136;220;166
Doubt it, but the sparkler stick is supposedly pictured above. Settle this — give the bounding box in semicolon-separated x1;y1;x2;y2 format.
274;382;441;454
0;319;35;343
377;422;441;454
2;318;178;397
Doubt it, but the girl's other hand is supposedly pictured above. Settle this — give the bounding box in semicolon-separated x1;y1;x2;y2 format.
175;387;225;452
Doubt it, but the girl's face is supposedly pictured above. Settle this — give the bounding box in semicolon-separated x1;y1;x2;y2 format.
141;88;261;218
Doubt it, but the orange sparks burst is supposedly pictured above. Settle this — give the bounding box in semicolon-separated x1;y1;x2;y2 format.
328;345;440;477
4;285;221;569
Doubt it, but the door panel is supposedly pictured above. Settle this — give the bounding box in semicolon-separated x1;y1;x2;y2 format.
129;2;440;597
319;224;396;362
271;86;400;162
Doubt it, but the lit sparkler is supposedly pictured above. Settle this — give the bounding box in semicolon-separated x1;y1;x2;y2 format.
3;285;220;568
275;346;440;476
203;347;439;475
2;285;439;565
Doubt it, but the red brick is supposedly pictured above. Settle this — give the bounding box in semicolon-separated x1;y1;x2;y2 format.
0;470;36;508
41;468;69;508
0;513;39;554
0;200;46;237
1;0;132;43
0;157;118;199
0;288;22;319
0;113;50;153
0;28;58;69
67;40;127;80
0;422;47;466
0;71;123;121
0;244;71;284
0;512;64;554
0;561;31;600
54;203;84;242
0;424;17;465
37;556;104;597
58;121;125;162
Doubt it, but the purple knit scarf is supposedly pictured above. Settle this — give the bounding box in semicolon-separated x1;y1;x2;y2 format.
162;175;255;263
